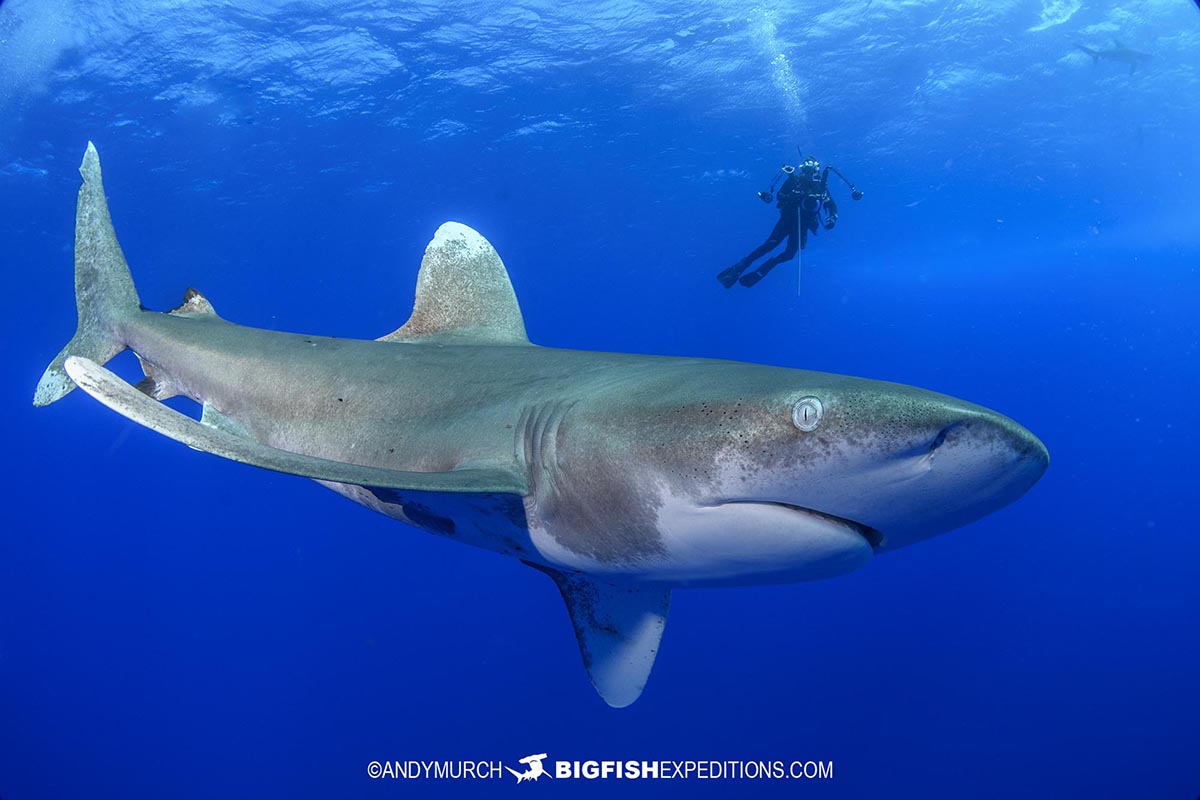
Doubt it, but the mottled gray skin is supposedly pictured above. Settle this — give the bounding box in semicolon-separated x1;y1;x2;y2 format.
119;308;1045;580
536;363;1045;565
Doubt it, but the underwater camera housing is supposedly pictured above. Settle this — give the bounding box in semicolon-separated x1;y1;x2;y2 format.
760;155;865;205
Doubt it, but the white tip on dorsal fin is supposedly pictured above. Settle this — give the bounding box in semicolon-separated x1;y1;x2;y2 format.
379;222;530;345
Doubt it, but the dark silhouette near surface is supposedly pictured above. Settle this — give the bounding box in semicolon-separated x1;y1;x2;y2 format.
1076;41;1153;74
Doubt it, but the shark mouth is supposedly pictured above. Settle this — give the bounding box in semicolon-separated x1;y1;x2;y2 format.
720;500;886;550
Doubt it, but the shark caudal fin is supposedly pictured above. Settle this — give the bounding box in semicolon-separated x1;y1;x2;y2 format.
34;142;141;407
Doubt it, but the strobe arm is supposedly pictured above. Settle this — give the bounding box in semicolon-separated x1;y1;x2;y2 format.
759;165;795;203
822;165;864;200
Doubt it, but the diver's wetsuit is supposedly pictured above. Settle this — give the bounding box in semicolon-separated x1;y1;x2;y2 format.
718;169;836;289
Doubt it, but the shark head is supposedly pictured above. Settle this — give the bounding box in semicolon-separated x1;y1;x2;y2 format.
537;360;1049;586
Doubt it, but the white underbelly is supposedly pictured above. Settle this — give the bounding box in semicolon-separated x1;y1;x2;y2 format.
522;491;874;588
648;494;874;586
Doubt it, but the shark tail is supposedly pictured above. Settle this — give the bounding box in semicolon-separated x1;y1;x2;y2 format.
34;142;142;407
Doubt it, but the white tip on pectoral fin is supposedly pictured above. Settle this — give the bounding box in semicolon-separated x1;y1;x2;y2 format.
530;564;671;708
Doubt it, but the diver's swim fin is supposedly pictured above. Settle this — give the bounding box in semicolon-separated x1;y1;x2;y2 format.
716;264;745;289
738;269;767;288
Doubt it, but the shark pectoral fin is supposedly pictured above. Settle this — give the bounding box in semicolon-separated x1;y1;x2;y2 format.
530;564;671;708
62;356;529;495
378;222;531;346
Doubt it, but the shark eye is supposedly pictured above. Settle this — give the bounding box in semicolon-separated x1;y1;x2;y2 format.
792;396;823;432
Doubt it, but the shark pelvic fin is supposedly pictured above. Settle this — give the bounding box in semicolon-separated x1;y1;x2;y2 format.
62;356;530;495
529;563;671;708
379;222;530;346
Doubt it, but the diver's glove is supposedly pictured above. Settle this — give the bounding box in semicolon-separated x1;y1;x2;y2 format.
757;191;773;203
823;215;838;230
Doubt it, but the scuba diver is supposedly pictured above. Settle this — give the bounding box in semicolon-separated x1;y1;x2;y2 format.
717;151;863;289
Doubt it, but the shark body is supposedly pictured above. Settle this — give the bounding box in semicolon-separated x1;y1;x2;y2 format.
1076;42;1153;74
36;145;1049;707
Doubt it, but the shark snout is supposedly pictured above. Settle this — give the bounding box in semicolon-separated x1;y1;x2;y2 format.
942;410;1049;474
954;410;1049;508
870;406;1048;552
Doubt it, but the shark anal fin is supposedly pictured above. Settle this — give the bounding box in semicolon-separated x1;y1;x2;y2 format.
134;355;179;401
378;222;531;346
529;563;671;708
62;356;529;495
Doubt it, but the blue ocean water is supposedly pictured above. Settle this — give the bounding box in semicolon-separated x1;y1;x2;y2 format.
1;0;1198;797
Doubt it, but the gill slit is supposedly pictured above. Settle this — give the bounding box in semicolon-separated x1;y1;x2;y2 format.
515;399;577;496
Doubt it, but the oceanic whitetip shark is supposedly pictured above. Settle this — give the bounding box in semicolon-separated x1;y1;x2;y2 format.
35;144;1049;707
1075;42;1153;75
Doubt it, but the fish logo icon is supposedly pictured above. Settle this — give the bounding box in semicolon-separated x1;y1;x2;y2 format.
506;753;552;783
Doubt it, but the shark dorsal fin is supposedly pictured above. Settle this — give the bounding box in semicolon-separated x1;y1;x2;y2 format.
379;222;530;346
169;287;219;318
